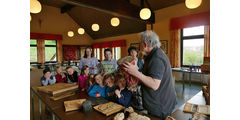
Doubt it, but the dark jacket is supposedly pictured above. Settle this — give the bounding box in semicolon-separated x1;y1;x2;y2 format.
113;87;132;107
67;71;78;83
137;58;144;72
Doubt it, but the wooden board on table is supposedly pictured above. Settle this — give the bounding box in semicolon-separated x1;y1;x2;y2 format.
37;83;78;96
93;102;125;116
64;99;86;112
50;91;76;101
183;102;210;115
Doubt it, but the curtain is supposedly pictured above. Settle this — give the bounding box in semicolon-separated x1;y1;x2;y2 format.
170;11;210;30
93;39;126;48
204;25;210;57
170;30;181;68
30;32;63;40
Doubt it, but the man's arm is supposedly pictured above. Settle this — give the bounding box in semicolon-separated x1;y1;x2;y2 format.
133;71;161;91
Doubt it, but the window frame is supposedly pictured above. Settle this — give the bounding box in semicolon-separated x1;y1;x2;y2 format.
180;28;204;67
44;40;58;63
30;39;38;64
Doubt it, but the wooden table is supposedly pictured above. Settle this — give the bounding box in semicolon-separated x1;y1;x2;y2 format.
171;91;207;119
31;87;160;120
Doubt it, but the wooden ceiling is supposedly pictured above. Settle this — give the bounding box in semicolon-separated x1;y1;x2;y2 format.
39;0;185;39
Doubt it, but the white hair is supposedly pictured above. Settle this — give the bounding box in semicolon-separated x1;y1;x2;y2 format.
140;30;161;48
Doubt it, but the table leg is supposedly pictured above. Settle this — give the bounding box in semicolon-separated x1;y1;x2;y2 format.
39;98;42;120
182;72;185;90
189;72;191;87
31;90;34;120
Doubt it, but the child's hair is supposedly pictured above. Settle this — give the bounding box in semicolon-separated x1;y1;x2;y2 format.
114;73;126;84
103;73;115;85
66;66;72;70
43;67;51;75
80;65;89;75
94;73;102;85
87;74;95;85
55;66;62;71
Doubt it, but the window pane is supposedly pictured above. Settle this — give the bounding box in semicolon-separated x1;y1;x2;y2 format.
183;39;204;66
45;47;57;62
30;39;37;45
30;47;37;62
80;47;86;58
96;48;100;60
183;26;204;36
45;40;56;45
116;47;121;60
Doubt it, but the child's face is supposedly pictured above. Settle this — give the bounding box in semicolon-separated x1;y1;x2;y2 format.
44;72;51;79
95;75;103;85
105;78;114;88
84;68;90;75
67;68;74;75
116;79;126;89
57;67;63;74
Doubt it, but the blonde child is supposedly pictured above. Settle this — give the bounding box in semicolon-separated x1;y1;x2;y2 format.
88;74;107;98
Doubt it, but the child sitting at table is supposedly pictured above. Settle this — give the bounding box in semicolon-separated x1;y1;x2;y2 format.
66;66;78;84
103;73;118;101
55;66;67;83
88;74;107;98
113;73;132;107
86;74;95;92
78;65;90;91
40;68;56;86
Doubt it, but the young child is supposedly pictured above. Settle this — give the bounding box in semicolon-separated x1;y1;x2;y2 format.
55;66;67;83
66;66;78;84
86;74;95;92
88;74;107;98
113;73;132;107
40;68;56;86
103;74;117;100
78;65;90;91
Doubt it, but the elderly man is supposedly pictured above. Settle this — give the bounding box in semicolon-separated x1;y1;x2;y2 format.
123;30;177;119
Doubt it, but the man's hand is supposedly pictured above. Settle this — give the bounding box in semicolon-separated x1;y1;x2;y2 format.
115;90;121;98
122;62;139;76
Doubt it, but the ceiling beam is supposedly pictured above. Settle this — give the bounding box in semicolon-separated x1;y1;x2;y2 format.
61;0;155;24
61;4;75;13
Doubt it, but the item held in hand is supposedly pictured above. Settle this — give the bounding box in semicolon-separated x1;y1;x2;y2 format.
64;99;86;112
93;102;125;116
117;56;138;91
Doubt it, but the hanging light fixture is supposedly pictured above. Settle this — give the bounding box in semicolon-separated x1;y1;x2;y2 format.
30;0;42;14
92;24;100;31
139;8;151;20
185;0;202;9
111;17;120;27
78;28;85;34
68;31;74;37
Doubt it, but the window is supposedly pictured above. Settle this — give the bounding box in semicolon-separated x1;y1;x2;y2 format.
112;47;121;60
181;26;204;66
94;48;100;60
30;39;38;63
45;40;57;62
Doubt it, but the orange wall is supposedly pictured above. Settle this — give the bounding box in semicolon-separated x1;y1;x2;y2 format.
30;5;93;45
93;0;210;59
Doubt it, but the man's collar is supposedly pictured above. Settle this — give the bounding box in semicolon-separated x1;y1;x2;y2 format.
145;47;158;59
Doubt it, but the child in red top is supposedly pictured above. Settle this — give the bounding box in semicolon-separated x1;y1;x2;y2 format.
55;66;67;83
78;65;90;91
